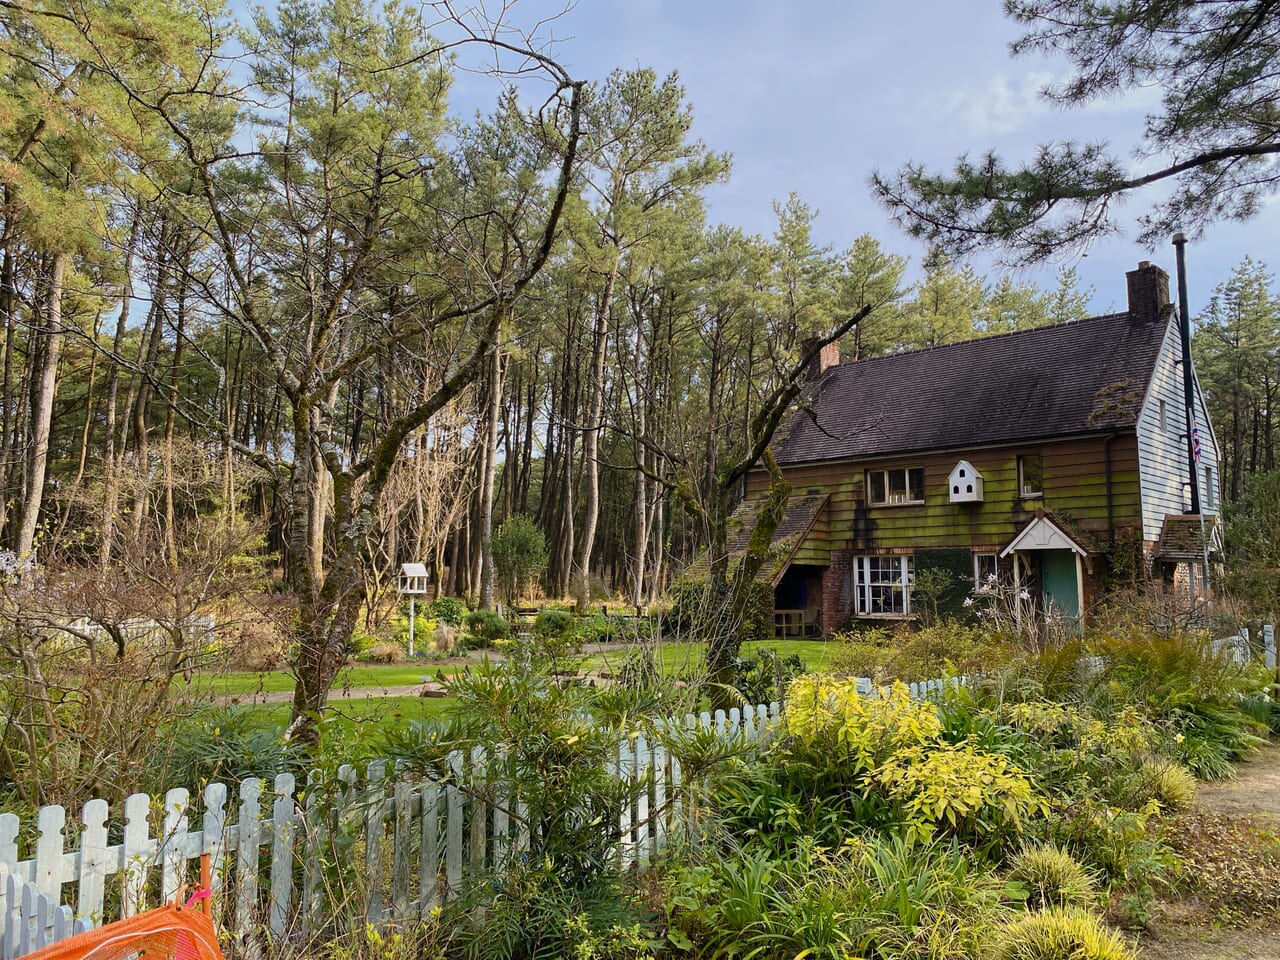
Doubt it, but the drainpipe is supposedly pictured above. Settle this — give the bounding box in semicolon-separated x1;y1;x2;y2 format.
1172;233;1200;515
1103;432;1115;549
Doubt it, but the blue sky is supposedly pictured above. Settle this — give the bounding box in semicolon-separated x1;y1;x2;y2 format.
467;0;1274;317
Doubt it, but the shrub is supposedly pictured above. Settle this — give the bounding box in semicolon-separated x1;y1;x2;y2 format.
1134;758;1197;810
874;741;1045;846
464;609;511;646
490;514;549;606
1007;844;1098;909
734;647;805;704
533;608;575;639
831;620;1017;683
425;595;468;626
365;641;406;664
990;907;1135;960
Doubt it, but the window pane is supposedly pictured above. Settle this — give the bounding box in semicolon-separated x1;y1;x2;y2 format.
1019;455;1043;496
908;468;924;502
889;469;907;502
869;471;886;505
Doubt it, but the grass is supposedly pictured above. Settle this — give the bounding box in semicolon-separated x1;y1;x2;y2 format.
198;663;469;696
233;694;454;739
205;638;838;696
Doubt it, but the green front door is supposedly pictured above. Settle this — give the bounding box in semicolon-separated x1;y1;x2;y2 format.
1041;550;1080;619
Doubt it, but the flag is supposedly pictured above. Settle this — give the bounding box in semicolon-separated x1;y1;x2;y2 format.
1191;422;1202;463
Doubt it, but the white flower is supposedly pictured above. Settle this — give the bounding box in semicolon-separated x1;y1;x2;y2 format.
985;573;997;583
1018;589;1031;600
963;597;975;607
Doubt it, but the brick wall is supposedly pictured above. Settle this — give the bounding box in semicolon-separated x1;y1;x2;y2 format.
821;548;854;634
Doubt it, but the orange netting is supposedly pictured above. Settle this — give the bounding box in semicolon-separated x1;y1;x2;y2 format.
19;899;225;960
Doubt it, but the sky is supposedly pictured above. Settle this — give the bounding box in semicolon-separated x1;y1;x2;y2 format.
442;0;1275;319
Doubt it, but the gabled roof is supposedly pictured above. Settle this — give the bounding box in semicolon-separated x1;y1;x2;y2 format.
684;494;828;585
775;312;1170;465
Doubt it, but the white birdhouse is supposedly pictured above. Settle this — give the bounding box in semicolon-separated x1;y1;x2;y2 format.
398;562;429;595
948;460;984;503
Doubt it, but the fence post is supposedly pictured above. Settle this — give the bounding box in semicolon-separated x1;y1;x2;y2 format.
76;800;109;922
1266;623;1276;671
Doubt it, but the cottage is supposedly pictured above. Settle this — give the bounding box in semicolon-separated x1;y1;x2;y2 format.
738;261;1221;636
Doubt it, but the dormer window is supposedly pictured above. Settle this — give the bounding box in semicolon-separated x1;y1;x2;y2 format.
867;467;925;506
1018;454;1043;499
948;460;984;503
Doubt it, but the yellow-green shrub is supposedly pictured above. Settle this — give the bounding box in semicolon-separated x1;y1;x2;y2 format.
1007;844;1098;909
786;675;942;770
989;906;1135;960
874;740;1046;843
1135;759;1197;810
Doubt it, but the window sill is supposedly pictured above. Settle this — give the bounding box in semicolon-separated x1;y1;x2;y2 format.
868;500;926;508
855;612;914;620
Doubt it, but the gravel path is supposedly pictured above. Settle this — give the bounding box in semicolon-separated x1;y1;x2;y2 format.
1139;740;1280;959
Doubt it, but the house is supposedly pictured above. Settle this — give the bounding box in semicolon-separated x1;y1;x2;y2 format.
739;261;1221;636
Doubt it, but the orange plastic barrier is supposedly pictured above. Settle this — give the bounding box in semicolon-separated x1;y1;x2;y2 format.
17;900;225;960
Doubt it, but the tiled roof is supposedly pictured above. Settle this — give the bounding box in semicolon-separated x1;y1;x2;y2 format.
1153;514;1217;560
684;494;828;585
775;312;1170;465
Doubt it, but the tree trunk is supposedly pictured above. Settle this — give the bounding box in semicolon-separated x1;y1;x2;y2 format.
16;250;68;556
477;344;503;608
573;262;619;603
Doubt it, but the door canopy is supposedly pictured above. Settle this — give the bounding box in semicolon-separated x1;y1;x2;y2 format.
1000;515;1088;558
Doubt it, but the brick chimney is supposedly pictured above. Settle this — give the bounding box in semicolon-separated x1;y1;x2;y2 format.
1125;261;1172;325
801;337;841;380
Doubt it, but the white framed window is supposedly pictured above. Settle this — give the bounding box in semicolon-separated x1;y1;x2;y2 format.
1204;465;1215;509
1017;454;1043;498
855;555;914;616
1159;399;1167;431
867;467;925;506
973;553;998;592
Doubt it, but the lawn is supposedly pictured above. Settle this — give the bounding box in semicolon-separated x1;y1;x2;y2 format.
202;638;839;697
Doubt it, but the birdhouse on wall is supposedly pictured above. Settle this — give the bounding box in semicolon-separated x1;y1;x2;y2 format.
398;562;429;595
948;460;983;503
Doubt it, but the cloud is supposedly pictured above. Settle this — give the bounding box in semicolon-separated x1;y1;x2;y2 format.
947;72;1056;136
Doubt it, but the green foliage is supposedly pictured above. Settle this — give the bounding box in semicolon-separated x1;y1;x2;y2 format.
381;656;659;957
874;4;1280;262
733;647;805;705
490;514;549;607
464;609;511;646
990;906;1135;960
666;836;1005;960
832;620;1016;683
532;608;575;639
1007;844;1098;910
667;577;773;645
148;707;298;791
425;596;469;627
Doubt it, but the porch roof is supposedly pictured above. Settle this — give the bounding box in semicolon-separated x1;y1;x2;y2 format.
685;494;829;587
1000;513;1091;558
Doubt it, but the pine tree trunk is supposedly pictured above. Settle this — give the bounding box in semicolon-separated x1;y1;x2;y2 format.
16;250;68;556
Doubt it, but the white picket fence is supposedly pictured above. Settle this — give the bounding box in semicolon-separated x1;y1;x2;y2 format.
0;702;791;954
0;867;91;960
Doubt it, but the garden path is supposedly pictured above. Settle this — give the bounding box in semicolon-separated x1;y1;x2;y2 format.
1140;740;1280;959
